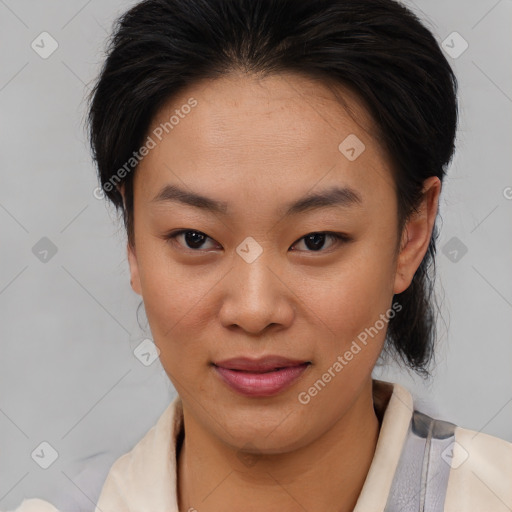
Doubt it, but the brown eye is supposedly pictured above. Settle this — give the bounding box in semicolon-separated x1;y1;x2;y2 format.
290;232;350;252
166;230;219;251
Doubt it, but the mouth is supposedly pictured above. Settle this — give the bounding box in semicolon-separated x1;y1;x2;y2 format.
212;356;311;397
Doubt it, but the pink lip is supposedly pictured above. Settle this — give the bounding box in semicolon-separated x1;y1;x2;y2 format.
213;356;311;397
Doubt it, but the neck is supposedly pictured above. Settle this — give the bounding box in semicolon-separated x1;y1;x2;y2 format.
177;377;380;512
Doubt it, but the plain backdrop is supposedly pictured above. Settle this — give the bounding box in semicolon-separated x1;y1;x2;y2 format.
1;0;511;510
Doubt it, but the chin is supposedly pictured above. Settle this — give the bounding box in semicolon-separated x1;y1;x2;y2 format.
211;405;314;453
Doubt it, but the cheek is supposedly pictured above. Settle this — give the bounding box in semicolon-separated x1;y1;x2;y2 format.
134;240;199;349
299;246;396;347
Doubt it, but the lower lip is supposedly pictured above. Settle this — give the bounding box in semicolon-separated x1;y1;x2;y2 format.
213;363;310;397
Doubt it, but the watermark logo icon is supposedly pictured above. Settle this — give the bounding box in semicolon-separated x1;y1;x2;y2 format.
441;441;469;469
31;441;59;469
32;237;58;263
442;32;468;59
338;134;366;161
31;32;59;59
442;236;468;263
134;338;160;366
236;442;262;467
236;237;263;264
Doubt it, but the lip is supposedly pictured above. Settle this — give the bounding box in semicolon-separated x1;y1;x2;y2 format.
212;356;311;397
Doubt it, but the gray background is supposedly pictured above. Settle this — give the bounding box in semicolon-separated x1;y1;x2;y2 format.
1;0;511;510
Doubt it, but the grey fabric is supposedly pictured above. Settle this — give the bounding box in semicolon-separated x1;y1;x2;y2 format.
384;411;457;512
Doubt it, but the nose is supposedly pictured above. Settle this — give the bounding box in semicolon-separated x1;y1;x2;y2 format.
218;249;295;335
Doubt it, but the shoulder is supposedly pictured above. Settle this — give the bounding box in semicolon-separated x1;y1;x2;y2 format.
444;425;512;510
379;382;512;512
4;499;60;512
95;397;182;511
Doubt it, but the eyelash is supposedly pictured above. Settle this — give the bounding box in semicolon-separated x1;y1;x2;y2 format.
164;229;351;253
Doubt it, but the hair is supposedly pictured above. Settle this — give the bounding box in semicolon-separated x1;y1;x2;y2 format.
87;0;458;377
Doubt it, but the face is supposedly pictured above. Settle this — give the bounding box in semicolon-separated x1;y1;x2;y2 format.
125;71;438;454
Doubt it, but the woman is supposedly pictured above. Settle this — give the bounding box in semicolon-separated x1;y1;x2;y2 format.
10;0;511;510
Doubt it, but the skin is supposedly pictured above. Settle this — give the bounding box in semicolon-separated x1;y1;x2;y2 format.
122;71;440;512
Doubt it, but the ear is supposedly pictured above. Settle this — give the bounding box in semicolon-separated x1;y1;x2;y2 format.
127;241;142;296
119;183;142;296
393;176;441;295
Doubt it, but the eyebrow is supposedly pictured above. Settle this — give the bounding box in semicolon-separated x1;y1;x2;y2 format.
151;183;363;216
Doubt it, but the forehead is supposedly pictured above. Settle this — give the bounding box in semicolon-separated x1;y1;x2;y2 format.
135;71;396;207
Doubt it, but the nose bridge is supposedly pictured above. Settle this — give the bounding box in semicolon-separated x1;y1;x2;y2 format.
236;248;276;297
220;240;293;333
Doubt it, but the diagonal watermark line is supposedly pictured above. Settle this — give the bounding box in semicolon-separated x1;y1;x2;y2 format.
389;388;414;414
472;60;512;104
0;202;29;233
0;265;28;295
470;204;499;233
60;205;89;233
0;62;29;92
61;265;131;334
61;0;94;29
280;74;339;135
471;469;512;510
0;472;29;502
263;409;295;439
200;470;233;503
406;0;431;25
61;369;132;439
472;0;503;30
166;367;234;436
264;164;337;237
264;265;338;339
162;163;235;237
0;0;29;28
471;396;512;439
0;408;29;438
161;267;234;339
61;60;87;86
61;470;106;512
471;265;512;308
92;15;108;35
265;471;310;511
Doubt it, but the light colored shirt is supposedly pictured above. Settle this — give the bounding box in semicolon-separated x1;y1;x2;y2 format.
9;380;512;511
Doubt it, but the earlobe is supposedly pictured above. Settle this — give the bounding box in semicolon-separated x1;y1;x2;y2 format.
127;242;142;296
393;176;441;295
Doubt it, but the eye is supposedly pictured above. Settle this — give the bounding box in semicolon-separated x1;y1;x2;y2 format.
290;232;350;253
165;229;220;251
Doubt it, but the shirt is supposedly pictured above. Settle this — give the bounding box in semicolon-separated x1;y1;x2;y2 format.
9;379;512;511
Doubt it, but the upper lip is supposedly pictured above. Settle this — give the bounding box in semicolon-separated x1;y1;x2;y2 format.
213;356;310;372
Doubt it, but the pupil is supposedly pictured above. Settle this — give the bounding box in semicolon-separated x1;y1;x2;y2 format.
305;233;325;251
185;231;205;248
